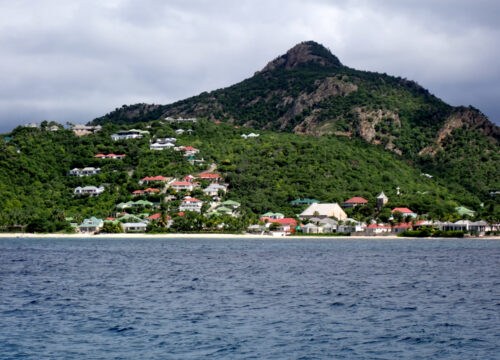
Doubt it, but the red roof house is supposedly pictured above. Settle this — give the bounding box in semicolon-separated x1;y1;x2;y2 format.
342;197;368;208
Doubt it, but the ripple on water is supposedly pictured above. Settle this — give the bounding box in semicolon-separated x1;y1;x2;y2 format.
0;237;498;359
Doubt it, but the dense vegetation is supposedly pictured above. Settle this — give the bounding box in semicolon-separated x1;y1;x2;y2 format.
1;119;497;232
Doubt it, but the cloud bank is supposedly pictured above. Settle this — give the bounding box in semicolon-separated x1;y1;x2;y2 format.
0;0;498;132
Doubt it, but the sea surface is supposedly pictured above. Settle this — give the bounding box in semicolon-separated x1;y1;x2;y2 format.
0;237;499;359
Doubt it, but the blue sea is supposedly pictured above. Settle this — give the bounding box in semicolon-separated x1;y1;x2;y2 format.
0;237;499;359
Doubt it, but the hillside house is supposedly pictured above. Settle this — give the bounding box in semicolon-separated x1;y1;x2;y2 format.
170;181;194;192
165;116;197;123
290;198;319;206
150;142;175;150
94;153;126;159
133;188;160;196
179;197;203;212
199;173;222;183
111;129;149;141
74;185;104;196
140;176;169;185
203;184;227;197
72;124;102;136
299;203;347;220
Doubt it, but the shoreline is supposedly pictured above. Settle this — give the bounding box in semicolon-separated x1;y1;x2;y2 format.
0;233;499;240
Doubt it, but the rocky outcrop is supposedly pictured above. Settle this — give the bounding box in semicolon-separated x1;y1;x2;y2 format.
260;41;342;72
420;108;499;156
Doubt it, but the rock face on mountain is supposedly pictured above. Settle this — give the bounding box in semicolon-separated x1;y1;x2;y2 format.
259;41;343;72
91;41;499;197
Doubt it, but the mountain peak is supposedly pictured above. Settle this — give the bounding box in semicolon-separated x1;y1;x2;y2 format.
261;41;343;72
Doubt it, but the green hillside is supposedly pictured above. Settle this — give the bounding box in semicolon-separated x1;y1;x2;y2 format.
1;119;497;232
91;41;499;199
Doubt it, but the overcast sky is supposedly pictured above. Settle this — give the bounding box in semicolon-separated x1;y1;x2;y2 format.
1;0;499;132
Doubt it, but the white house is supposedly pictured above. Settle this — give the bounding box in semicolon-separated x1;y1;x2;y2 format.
150;142;175;150
69;167;101;176
111;129;149;141
175;129;185;135
74;185;105;196
165;116;197;123
122;222;148;232
179;197;203;212
170;181;194;192
337;218;365;233
72;124;102;136
203;184;227;197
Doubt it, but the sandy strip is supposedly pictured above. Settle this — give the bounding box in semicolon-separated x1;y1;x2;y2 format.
0;233;498;240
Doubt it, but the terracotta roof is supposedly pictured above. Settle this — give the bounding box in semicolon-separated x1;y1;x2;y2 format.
94;154;106;158
147;213;161;220
172;181;192;186
366;223;392;229
133;190;145;194
199;173;220;179
392;207;414;214
142;176;167;181
183;197;201;202
182;146;198;151
344;197;368;204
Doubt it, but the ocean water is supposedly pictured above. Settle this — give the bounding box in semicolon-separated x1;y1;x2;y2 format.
0;237;499;359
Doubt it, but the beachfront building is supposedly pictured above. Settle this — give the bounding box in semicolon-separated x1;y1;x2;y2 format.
179;197;203;212
299;203;347;220
74;185;105;196
337;218;365;233
122;222;148;232
78;217;104;233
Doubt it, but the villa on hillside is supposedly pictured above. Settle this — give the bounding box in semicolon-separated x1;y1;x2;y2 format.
203;184;227;197
299;203;347;220
165;116;197;123
170;181;194;192
111;129;149;141
150;142;175;150
179;197;203;212
74;185;105;196
94;153;126;159
72;124;102;136
199;173;221;182
290;198;319;206
140;176;169;185
68;167;101;176
241;133;260;139
133;188;160;196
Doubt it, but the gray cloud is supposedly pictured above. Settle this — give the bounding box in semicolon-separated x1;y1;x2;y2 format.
0;0;498;133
